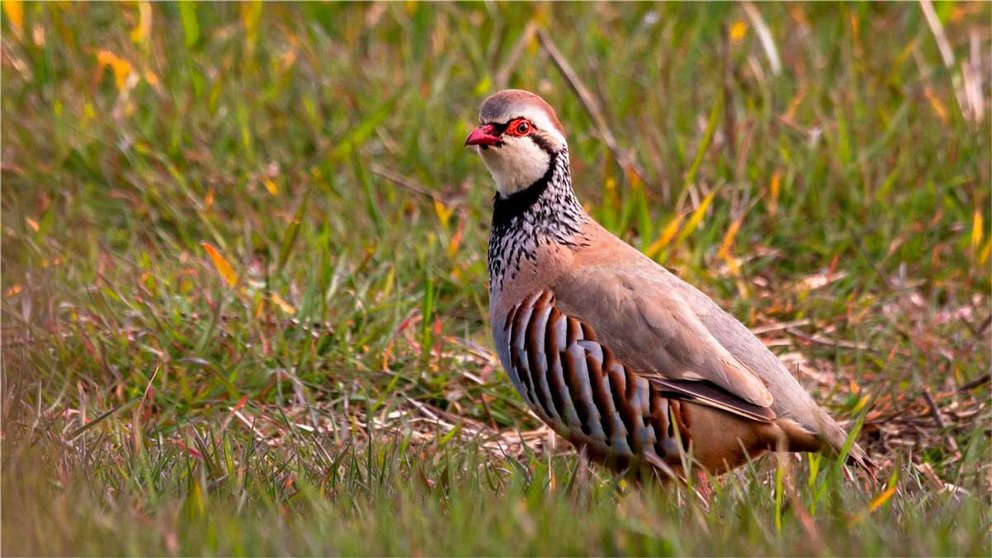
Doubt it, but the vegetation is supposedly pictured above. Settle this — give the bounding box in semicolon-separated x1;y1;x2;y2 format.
2;2;989;555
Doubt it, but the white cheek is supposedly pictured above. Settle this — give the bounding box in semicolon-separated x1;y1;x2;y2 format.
527;113;566;147
480;141;550;197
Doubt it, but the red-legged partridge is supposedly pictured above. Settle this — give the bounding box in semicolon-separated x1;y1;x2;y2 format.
466;89;874;477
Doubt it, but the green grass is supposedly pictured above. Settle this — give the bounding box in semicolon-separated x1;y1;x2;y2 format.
2;2;990;555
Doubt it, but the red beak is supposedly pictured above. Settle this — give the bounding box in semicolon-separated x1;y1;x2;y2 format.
465;124;499;146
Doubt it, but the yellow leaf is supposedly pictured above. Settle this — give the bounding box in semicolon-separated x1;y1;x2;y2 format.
532;4;550;27
446;219;464;259
96;49;133;91
849;471;899;526
526;28;539;56
867;473;898;513
263;177;280;195
970;209;983;251
852;393;870;413
730;20;747;44
474;75;491;97
3;0;23;39
200;241;239;287
5;284;22;297
130;1;152;45
141;271;156;294
204;188;215;210
381;266;395;300
241;1;262;47
768;172;781;216
677;190;717;244
270;293;295;315
25;216;38;231
278;47;297;72
722;255;741;276
718;219;743;276
923;86;948;124
626;167;642;192
979;238;992;266
143;69;160;87
186;470;206;519
604;176;618;207
718;219;742;258
645;213;685;259
433;199;454;229
783;88;807;123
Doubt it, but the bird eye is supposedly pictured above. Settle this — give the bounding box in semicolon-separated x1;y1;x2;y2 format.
506;119;531;136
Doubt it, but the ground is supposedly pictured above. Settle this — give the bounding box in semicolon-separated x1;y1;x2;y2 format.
2;3;990;556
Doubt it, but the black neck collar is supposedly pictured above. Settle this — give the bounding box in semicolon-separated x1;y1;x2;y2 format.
491;152;558;230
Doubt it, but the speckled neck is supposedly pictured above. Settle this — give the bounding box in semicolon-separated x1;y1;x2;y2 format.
487;149;588;294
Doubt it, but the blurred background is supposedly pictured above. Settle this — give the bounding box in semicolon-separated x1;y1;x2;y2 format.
2;2;990;555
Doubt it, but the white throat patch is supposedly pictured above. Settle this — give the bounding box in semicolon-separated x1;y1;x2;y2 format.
479;137;551;197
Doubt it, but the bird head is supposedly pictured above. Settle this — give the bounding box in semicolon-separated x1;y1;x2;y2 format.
466;89;568;198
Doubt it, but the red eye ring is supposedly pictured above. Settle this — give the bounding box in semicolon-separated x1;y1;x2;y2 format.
506;119;531;136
